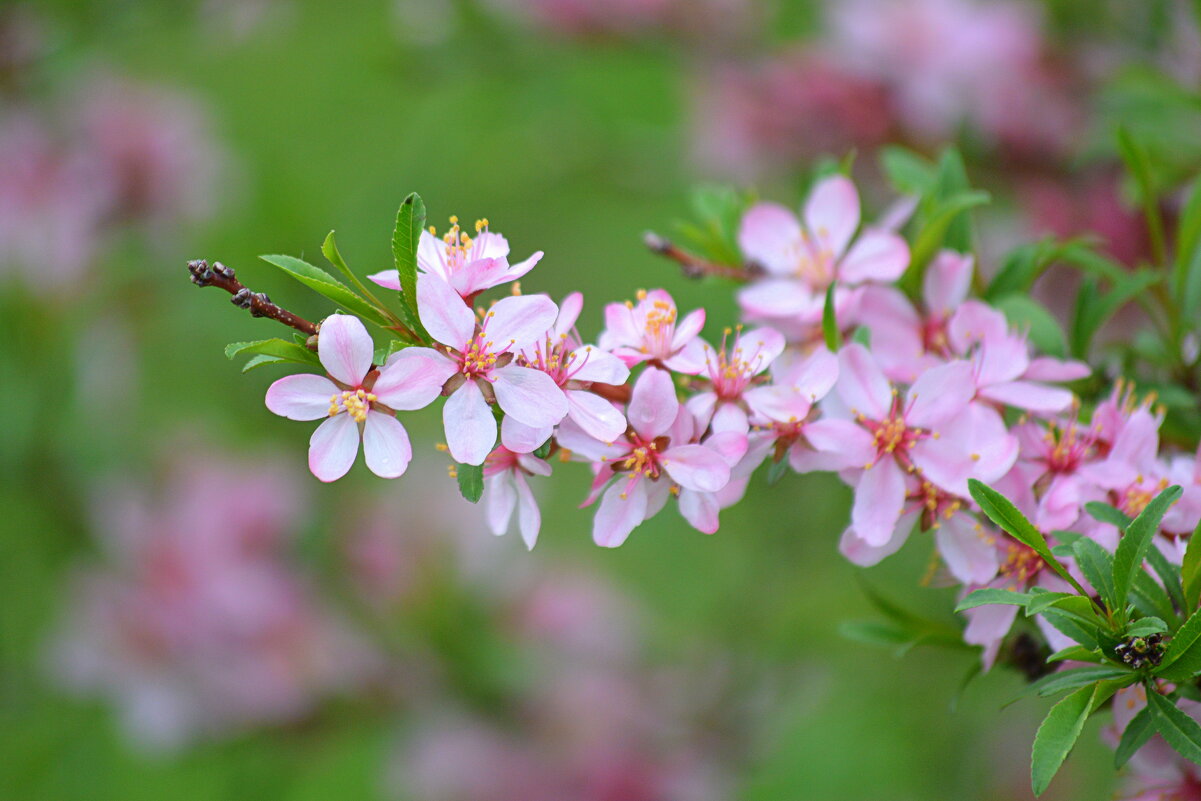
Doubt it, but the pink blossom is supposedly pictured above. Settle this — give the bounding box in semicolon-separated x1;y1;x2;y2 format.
504;291;629;451
685;325;786;435
737;175;909;333
368;215;542;300
483;446;552;550
557;367;731;547
824;344;1016;548
599;288;708;374
374;274;569;464
265;314;417;482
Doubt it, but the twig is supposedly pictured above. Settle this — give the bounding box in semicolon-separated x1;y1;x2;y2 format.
187;259;319;338
643;232;763;282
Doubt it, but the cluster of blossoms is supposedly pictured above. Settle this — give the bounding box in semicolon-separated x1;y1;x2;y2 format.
203;163;1201;795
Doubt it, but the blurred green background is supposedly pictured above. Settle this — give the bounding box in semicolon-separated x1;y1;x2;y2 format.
4;0;1176;798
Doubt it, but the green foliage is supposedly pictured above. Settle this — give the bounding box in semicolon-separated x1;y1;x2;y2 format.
1112;485;1183;614
259;254;392;327
1114;705;1156;769
1031;683;1107;796
673;185;755;266
456;462;484;504
992;295;1069;358
391;193;429;340
1148;690;1201;764
821;282;841;351
225;338;322;370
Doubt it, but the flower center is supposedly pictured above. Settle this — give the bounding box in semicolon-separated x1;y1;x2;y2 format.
795;230;836;288
1120;477;1169;518
461;332;501;378
1000;542;1042;587
707;326;763;400
329;389;376;423
435;215;490;273
1042;419;1095;472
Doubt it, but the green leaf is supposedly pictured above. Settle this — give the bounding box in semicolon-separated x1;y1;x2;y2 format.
1116;126;1167;265
259;254;391;327
1046;645;1104;664
1072;538;1117;611
765;457;789;486
1158;605;1201;682
391;193;428;334
1030;683;1102;796
1113;486;1184;613
1126;617;1169;637
1115;704;1156;769
1147;544;1186;616
1024;666;1134;699
1184;521;1201;612
456;462;484;504
968;479;1085;595
240;354;288;372
225;338;321;369
1069;270;1162;359
838;620;913;650
1040;607;1101;651
986;239;1072;301
992;294;1068;358
1026;591;1077;616
1147;690;1201;764
1084;501;1133;529
955;588;1031;612
822;282;841;351
1174;177;1201;310
878;146;936;196
908;190;990;271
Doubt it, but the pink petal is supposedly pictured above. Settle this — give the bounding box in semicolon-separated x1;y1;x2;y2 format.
473;231;511;261
486;294;558;350
265;374;340;421
444;380;496;466
662;338;709;375
366;269;400;291
317;314;374;387
1024;357;1090;382
670;308;706;351
627;367;678;440
662;444;731;493
308;413;360;482
493;251;543;289
912;403;1017;496
979;381;1073;414
554;292;584;337
599;302;639;350
738;203;804;276
804;418;877;468
362;411;412;479
741;326;787;371
493;366;568;427
706;430;749;466
851;458;906;546
905;360;975;428
853;287;926;382
710;402;749;435
922;251;973;315
948;300;1009;355
737;279;817;320
501;415;553;453
840;514;915;566
838;228;909;284
804;175;860;259
514;473;541;550
836;343;892;420
569;346;629;385
936;513;999;585
485;473;516;536
593;481;648;548
417;273;475;348
416;229;448;279
774;345;840;402
566;390;627;443
372;347;458;410
678;489;720;534
554;417;628;463
963;600;1019;668
743;385;810;424
974;332;1028;387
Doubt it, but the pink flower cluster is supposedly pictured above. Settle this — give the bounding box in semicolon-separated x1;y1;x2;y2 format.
49;455;378;750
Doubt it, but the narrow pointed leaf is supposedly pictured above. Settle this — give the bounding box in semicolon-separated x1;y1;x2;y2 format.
1113;486;1183;612
456;461;484;504
259;254;391;327
1031;683;1100;796
822;282;841;352
1072;538;1117;612
1115;704;1156;769
1147;690;1201;764
1158;605;1201;682
391;193;428;334
955;587;1031;612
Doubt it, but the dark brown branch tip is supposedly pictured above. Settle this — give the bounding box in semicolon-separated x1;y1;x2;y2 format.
187;257;320;338
642;232;761;282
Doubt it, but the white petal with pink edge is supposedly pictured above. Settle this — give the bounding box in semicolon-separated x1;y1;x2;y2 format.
936;513;999;585
738;203;804;276
850;458;906;547
362;411;412;479
627;367;678;440
373;347;458;410
566;390;626;443
417;272;476;348
366;269;400;291
501;415;553;453
486;294;559;350
838;228;908;284
493;366;568;428
569;346;629;385
923;251;973;315
662;444;730;493
679;488;720;534
592;481;648;548
308;413;360;482
485;473;516;536
443;380;496;466
804;175;860;259
318;314;374;387
905;360;975;428
836;343;892;420
514;474;541;550
266;373;340;421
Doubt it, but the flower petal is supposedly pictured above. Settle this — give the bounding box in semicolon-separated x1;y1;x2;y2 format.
554;292;584;337
662;338;709;375
493;366;569;427
1024;356;1090;382
679;489;720;534
850;459;906;547
566;390;627;443
836;343;892;420
670;308;706;351
308;413;360;482
840;514;915;567
662;444;731;493
417;272;475;348
362;411;412;479
804;418;877;469
318;314;374;387
486;294;558;350
838;228;909;284
372;347;458;410
905;360;975;428
979;381;1074;414
936;513;999;585
485;473;516;536
804;174;860;258
265;374;340;421
569;346;630;385
738;203;804;275
627;367;678;440
592;481;648;548
923;251;973;316
501;415;553;453
514;473;541;550
366;269;400;291
443;381;496;466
